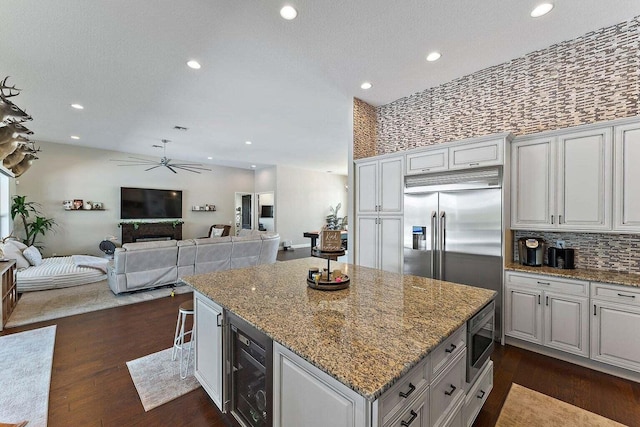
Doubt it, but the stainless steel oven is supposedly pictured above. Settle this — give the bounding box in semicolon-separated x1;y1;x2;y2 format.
467;300;495;384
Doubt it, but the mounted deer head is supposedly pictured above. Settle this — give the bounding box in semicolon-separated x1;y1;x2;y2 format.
10;152;37;177
0;119;33;144
3;142;39;169
0;97;31;123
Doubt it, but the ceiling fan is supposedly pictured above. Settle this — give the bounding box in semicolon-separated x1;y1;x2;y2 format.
111;139;211;174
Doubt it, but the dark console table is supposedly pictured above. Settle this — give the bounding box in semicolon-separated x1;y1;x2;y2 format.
120;222;183;244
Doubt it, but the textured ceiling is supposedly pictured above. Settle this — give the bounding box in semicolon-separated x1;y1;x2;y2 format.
2;1;639;175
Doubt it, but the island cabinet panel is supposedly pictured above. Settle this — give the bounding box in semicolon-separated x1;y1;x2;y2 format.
385;386;429;427
430;350;466;427
273;342;368;427
462;360;493;427
193;291;224;411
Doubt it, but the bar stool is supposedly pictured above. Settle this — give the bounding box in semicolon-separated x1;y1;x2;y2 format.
172;299;195;379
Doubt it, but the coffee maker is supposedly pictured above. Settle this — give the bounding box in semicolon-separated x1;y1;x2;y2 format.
548;246;575;269
518;237;544;266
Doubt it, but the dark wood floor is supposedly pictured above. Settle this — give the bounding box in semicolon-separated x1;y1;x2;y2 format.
2;281;639;426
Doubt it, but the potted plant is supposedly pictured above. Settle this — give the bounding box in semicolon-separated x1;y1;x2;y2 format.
9;195;56;247
325;203;347;230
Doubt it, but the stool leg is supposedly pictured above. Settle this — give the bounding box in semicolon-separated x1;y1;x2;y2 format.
181;320;195;379
172;309;182;361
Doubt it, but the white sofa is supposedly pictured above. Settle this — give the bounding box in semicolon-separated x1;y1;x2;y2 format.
107;233;279;294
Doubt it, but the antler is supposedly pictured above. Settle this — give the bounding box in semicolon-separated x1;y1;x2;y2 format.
0;77;22;99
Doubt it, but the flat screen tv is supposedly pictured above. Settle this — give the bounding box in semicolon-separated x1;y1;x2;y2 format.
260;205;274;218
120;187;183;220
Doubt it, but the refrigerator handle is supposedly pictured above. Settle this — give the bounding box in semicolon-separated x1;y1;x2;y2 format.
430;211;437;279
439;211;446;280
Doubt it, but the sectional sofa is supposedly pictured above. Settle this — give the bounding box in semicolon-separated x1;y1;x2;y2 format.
107;232;280;294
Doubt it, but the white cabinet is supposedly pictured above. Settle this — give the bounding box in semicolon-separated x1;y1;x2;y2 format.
511;127;612;231
355;216;403;273
273;342;367;427
405;137;505;176
406;149;449;175
356;156;404;215
505;272;589;357
386;387;429;427
591;282;640;373
448;139;503;170
430;350;466;427
614;122;640;232
462;361;492;427
193;291;224;411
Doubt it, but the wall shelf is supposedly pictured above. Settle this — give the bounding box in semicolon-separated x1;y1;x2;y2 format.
192;205;216;212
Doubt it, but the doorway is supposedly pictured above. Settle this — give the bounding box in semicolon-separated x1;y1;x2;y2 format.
234;192;254;236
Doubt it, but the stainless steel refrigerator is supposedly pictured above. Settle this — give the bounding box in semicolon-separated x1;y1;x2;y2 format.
404;169;503;336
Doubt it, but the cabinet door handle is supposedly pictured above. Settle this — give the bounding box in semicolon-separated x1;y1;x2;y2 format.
551;215;554;224
546;296;549;306
401;410;418;427
469;162;480;166
537;281;550;286
559;214;563;224
477;389;486;399
444;384;457;396
216;313;222;327
617;293;636;299
594;304;597;316
444;343;457;354
398;382;416;399
538;295;541;305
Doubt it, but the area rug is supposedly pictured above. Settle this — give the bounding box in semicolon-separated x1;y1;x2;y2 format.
0;325;56;427
496;383;625;426
6;280;192;328
126;346;201;412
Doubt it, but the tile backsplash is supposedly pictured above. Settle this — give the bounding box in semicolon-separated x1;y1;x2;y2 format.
513;231;640;274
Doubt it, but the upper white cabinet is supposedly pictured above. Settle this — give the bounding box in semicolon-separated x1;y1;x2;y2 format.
449;138;504;170
356;156;404;215
405;137;505;176
511;127;612;231
614;122;640;232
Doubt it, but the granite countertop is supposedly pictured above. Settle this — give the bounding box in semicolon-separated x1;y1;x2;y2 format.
181;258;495;401
505;262;640;288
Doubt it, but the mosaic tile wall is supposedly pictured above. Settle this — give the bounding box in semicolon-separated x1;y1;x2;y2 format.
513;230;640;274
353;98;378;159
353;16;640;159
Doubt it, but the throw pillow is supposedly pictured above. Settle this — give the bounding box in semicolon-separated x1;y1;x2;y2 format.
210;227;224;238
1;241;31;269
23;245;43;267
6;238;28;251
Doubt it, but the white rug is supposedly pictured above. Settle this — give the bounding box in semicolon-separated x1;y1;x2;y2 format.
6;280;193;328
126;346;201;412
0;325;56;426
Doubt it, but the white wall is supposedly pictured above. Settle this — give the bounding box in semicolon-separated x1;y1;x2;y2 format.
15;141;254;257
276;165;347;247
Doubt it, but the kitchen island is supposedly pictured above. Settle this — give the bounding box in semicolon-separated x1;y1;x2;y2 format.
182;258;496;427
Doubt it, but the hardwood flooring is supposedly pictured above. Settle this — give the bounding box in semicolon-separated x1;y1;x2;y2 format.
2;285;640;426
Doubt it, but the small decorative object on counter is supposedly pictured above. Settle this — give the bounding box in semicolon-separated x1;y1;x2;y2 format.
308;267;319;280
320;229;342;252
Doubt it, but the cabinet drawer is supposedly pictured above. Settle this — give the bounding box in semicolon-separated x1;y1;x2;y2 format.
431;350;466;427
505;272;588;296
591;282;640;306
385;386;429;427
463;360;493;427
406;149;449;175
378;355;430;426
432;325;466;377
449;139;503;170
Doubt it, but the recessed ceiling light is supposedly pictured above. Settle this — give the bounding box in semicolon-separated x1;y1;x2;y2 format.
71;103;84;110
426;52;441;62
531;3;553;18
245;141;252;145
360;82;372;90
280;5;297;20
207;156;213;160
70;135;80;140
187;60;201;69
251;165;257;168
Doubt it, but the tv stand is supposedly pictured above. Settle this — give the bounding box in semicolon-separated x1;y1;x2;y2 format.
120;221;183;244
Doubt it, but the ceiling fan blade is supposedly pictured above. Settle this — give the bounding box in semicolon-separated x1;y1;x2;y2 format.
170;163;212;171
111;158;157;164
172;165;203;174
166;165;178;173
145;165;162;171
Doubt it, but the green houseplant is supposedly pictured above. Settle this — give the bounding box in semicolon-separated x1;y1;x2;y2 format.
325;203;347;230
10;195;57;247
